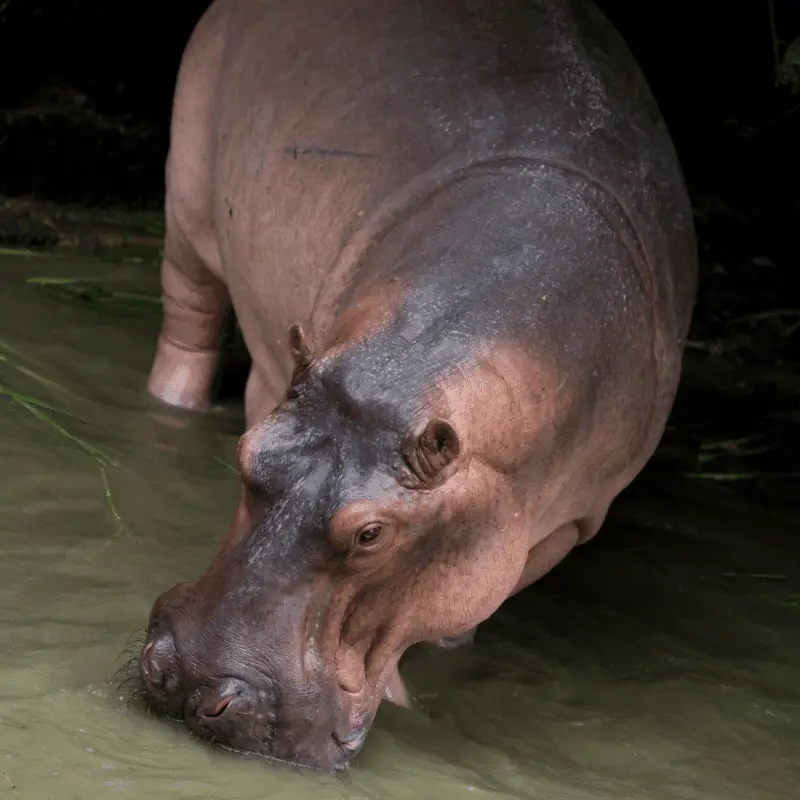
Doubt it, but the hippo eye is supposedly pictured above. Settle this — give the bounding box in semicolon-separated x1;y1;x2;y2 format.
355;525;383;550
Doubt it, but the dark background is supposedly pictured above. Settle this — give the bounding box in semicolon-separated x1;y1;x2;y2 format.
0;0;798;496
0;0;798;211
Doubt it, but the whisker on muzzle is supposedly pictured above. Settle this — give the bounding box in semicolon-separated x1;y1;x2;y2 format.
112;655;142;690
118;628;148;657
111;630;172;720
113;628;150;689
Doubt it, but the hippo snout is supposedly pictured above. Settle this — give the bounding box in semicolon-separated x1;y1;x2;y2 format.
140;633;271;725
136;610;368;770
139;632;280;755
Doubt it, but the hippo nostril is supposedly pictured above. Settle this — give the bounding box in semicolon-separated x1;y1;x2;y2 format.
140;632;177;693
190;678;255;723
141;640;165;689
199;694;234;718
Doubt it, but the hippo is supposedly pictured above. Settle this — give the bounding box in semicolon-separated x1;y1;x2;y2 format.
139;0;698;771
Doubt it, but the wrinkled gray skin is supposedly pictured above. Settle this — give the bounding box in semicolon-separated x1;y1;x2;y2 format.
140;0;698;772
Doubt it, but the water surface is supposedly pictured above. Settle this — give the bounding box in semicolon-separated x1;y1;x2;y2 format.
0;251;798;799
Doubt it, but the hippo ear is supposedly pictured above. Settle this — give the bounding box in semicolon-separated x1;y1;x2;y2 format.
288;323;315;374
403;419;461;487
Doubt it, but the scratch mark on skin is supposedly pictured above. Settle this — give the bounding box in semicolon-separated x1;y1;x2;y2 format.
284;145;379;160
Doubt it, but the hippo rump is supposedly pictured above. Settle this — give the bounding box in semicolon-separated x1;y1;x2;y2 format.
139;0;697;771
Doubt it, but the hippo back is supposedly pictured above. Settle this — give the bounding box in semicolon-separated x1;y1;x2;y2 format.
203;0;696;404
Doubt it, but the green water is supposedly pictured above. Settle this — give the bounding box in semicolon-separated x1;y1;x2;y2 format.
0;252;798;799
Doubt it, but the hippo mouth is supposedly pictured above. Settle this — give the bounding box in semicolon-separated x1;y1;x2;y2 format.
331;726;369;755
129;682;368;772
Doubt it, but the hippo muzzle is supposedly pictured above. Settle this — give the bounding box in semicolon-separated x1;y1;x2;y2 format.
139;570;376;771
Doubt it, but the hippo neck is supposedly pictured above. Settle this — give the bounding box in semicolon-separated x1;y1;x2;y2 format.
310;153;652;348
308;160;659;437
308;155;642;351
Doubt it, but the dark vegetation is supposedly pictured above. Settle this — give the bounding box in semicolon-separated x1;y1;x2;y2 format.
0;0;798;507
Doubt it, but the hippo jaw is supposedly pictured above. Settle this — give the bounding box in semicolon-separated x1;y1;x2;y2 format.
136;356;531;771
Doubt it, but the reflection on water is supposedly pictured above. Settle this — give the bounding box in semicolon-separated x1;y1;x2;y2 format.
0;252;798;800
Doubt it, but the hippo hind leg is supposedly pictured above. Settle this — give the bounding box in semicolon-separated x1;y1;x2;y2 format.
147;216;230;412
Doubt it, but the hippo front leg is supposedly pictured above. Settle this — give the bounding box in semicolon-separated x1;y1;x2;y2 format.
147;224;229;412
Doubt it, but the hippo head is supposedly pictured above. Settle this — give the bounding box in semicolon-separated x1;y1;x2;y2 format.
138;326;533;770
